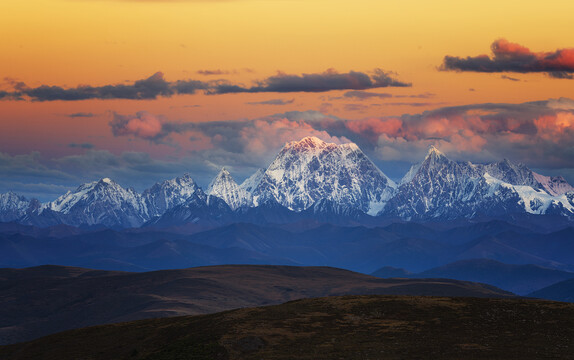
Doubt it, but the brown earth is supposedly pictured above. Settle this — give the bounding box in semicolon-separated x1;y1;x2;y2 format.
0;264;513;344
2;295;574;360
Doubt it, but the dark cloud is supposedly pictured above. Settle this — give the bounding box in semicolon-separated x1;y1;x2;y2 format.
19;72;177;101
441;39;574;78
197;69;236;76
395;92;436;99
247;98;295;106
387;102;441;107
209;68;410;94
68;143;95;149
344;104;370;112
8;73;208;101
501;75;521;81
67;112;96;118
548;71;574;79
343;90;393;100
3;68;408;101
172;79;209;94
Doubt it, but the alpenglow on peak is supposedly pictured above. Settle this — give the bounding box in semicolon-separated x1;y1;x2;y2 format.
250;136;397;214
426;145;445;158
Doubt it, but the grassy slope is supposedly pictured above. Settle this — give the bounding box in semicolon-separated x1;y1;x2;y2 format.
0;264;514;345
2;295;574;360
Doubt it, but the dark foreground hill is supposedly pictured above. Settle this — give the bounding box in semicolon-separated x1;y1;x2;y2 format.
0;265;513;345
2;295;574;360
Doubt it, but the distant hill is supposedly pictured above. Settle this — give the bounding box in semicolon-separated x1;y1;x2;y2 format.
372;259;574;295
0;265;513;345
529;278;574;302
3;221;574;275
2;295;574;360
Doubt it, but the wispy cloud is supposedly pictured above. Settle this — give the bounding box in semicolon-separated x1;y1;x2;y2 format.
197;69;238;76
247;98;295;106
68;143;95;149
441;39;574;79
500;75;521;82
343;90;393;100
66;112;96;118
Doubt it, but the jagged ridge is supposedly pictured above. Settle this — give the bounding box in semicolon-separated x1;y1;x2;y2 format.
2;137;573;228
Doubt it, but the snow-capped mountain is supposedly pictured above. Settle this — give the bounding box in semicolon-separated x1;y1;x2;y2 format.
239;168;265;194
0;192;33;222
2;137;574;228
251;136;397;215
146;191;233;228
207;168;251;210
36;178;148;228
385;147;574;219
142;173;203;217
533;173;574;196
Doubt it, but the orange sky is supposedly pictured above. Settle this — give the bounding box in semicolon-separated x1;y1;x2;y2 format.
2;0;574;199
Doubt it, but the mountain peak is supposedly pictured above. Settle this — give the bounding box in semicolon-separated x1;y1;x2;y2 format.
287;136;329;150
207;168;250;210
426;145;444;158
99;178;114;185
218;167;231;176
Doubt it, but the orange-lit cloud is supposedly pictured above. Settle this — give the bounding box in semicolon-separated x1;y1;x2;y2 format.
442;39;574;79
110;111;164;139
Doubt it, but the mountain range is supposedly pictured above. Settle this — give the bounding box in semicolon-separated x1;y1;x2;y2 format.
1;136;573;229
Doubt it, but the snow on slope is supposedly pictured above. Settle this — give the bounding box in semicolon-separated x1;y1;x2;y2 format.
0;192;32;222
207;168;251;210
484;173;574;214
142;173;202;217
388;146;574;219
251;136;396;215
533;173;574;196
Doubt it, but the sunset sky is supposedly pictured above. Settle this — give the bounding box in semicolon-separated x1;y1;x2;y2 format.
2;0;574;201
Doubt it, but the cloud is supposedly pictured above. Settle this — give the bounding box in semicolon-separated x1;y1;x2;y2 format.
395;92;436;99
548;71;574;79
67;112;96;118
386;102;443;107
197;69;236;76
501;75;521;82
343;90;393;100
247;98;295;106
171;79;210;94
4;68;408;101
68;143;95;149
343;104;371;112
105;100;574;184
18;72;177;101
441;39;574;78
110;99;574;171
5;99;574;199
109;111;164;140
209;68;411;94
